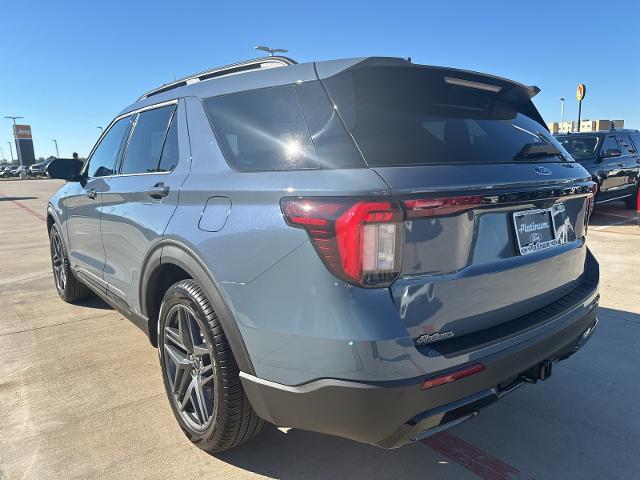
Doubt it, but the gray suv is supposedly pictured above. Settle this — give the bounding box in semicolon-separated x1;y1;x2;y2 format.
47;56;600;452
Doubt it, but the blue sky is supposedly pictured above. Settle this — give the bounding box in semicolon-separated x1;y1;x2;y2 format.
1;0;639;159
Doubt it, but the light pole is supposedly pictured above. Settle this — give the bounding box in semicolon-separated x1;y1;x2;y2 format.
52;139;60;158
97;126;103;134
4;115;23;127
254;45;289;57
5;117;23;165
0;146;4;162
7;141;14;163
559;98;565;128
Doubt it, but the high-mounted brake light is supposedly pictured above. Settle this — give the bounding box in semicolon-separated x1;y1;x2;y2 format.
281;198;403;287
421;363;485;390
444;76;502;93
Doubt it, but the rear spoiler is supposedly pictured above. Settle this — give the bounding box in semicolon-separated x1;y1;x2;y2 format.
315;57;548;130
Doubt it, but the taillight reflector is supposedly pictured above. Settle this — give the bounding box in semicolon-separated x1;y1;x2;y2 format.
421;363;485;390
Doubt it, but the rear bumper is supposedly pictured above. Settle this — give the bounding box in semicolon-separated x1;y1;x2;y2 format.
241;293;598;448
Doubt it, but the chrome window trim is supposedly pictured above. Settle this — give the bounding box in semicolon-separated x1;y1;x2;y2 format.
82;99;179;179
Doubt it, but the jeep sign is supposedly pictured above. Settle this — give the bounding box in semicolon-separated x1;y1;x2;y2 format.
12;124;36;167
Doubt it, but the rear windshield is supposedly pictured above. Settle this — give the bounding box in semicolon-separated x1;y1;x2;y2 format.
322;65;568;166
555;135;600;160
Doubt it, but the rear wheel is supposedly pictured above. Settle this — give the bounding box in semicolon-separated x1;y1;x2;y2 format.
158;280;264;453
49;224;91;302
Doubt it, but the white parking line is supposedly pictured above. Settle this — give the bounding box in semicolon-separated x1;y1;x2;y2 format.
591;218;638;231
593;211;637;221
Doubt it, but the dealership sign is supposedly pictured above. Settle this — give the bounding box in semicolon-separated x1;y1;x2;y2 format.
12;124;36;167
13;124;32;139
576;84;586;101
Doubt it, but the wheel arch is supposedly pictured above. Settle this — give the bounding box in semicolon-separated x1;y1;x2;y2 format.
140;240;256;376
46;204;70;252
46;203;61;234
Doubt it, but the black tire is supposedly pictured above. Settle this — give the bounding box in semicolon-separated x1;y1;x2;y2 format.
49;224;91;302
624;185;638;209
158;279;264;453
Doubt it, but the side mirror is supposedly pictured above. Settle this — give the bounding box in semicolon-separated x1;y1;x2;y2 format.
602;148;622;159
47;158;83;181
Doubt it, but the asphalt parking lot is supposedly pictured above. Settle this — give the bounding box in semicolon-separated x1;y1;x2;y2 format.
0;179;638;480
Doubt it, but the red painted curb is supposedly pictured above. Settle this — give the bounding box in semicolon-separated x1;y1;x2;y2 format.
423;432;534;480
0;193;47;223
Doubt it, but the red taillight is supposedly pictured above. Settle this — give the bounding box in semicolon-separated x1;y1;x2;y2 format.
420;363;485;390
403;195;483;218
281;197;403;287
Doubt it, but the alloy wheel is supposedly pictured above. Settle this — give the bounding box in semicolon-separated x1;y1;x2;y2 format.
162;304;216;431
51;233;66;292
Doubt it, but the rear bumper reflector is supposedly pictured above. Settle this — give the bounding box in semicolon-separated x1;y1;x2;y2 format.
421;363;485;390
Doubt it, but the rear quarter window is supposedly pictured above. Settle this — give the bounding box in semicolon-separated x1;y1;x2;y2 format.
203;83;364;171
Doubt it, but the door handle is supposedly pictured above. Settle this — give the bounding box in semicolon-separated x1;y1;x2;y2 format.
618;163;625;168
88;189;97;200
144;182;170;199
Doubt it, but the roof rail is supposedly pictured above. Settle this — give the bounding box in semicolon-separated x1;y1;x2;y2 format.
137;56;297;101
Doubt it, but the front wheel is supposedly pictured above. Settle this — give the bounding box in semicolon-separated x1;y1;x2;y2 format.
158;280;265;453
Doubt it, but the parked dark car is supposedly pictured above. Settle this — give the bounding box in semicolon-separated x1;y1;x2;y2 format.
10;165;27;177
0;166;14;178
46;56;599;453
555;129;640;208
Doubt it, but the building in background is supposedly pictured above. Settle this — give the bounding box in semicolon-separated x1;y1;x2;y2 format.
548;119;624;134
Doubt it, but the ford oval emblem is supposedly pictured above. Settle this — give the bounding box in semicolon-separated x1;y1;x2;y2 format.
534;166;552;176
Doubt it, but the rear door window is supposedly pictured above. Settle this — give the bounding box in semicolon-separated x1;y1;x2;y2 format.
158;113;179;172
602;135;620;155
119;105;175;175
618;134;637;154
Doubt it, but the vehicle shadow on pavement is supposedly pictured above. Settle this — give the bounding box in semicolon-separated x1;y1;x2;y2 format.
0;196;38;201
589;200;638;228
75;294;112;310
596;307;640;324
216;425;451;479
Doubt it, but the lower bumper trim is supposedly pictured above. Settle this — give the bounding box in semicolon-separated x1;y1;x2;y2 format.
241;306;598;448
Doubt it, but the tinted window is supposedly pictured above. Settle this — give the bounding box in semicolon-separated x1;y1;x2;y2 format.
120;105;174;174
322;66;567;166
87;117;131;177
204;86;318;171
602;135;619;153
158;113;179;172
555;135;600;160
204;84;365;171
296;81;364;169
618;134;637;154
